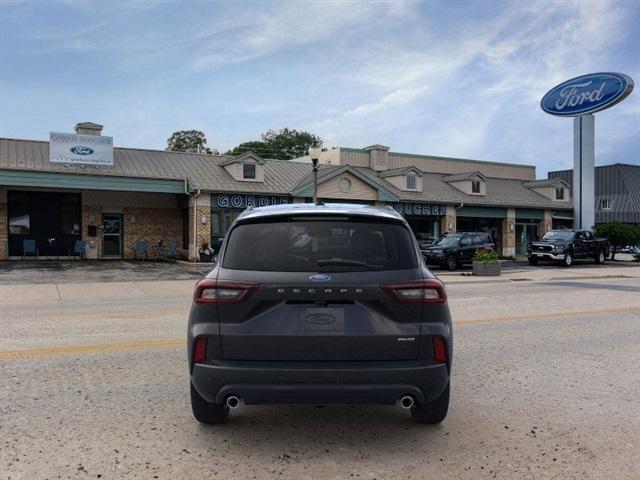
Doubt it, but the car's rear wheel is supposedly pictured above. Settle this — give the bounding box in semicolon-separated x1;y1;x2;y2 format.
528;256;538;266
595;251;606;264
411;382;450;424
445;255;457;271
562;253;573;267
190;383;229;424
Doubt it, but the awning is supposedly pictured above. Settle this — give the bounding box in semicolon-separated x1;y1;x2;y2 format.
0;169;187;194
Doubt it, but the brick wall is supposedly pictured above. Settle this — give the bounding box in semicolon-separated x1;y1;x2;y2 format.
502;208;516;257
539;210;553;237
122;207;182;260
440;205;457;233
195;206;212;251
81;205;103;259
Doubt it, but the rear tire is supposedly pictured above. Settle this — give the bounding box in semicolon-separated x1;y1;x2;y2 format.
190;383;229;424
595;250;606;264
445;255;457;271
411;382;450;424
528;256;538;266
562;253;573;267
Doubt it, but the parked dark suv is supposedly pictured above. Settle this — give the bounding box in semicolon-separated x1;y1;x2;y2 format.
188;204;453;424
422;232;495;270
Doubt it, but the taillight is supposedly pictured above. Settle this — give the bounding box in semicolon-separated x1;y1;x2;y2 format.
193;279;260;304
432;336;448;363
192;336;208;364
380;279;447;304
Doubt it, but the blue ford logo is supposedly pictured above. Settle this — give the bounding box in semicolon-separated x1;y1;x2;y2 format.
309;274;332;282
541;72;634;117
70;146;95;155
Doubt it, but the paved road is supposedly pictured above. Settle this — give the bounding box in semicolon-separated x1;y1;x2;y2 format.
1;274;639;479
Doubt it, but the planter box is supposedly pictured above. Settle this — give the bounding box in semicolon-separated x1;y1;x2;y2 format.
472;261;501;276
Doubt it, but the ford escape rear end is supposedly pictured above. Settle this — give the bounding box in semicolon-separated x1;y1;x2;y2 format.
187;203;453;424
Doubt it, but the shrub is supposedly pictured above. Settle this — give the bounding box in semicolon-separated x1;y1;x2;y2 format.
473;250;499;262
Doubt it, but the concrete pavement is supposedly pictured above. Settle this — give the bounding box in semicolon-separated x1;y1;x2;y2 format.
1;263;639;479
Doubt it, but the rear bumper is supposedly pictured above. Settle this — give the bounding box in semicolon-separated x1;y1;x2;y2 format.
191;359;449;405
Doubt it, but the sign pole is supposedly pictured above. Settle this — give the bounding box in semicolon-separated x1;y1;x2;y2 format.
573;114;595;229
541;72;633;231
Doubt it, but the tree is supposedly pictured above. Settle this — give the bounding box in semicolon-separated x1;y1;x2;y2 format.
260;128;322;160
167;130;217;154
226;128;322;160
594;222;640;260
225;141;268;157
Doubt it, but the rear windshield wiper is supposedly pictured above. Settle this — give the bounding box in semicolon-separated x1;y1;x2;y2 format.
317;258;383;268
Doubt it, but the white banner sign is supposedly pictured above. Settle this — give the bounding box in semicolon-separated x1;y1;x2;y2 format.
49;132;114;165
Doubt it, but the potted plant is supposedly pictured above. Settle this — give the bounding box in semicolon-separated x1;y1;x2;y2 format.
198;242;214;262
472;250;501;276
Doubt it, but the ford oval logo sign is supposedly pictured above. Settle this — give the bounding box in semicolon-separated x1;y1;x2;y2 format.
70;146;95;155
309;274;332;282
541;72;634;117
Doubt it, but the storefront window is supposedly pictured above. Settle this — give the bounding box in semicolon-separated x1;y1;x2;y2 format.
8;192;30;234
61;204;81;234
9;208;30;234
8;191;81;257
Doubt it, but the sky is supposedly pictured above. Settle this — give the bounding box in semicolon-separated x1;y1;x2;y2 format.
0;0;638;177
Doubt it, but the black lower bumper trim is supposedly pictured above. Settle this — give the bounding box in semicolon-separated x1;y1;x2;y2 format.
191;360;449;406
216;383;424;405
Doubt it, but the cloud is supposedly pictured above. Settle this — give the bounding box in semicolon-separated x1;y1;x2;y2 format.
308;0;637;173
190;2;409;70
1;0;637;174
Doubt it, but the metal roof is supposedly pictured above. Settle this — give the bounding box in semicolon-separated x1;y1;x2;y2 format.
443;171;486;182
378;166;423;178
523;178;567;188
0;137;573;210
0;137;311;194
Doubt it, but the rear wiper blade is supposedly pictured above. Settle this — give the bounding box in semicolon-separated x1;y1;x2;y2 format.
317;258;382;268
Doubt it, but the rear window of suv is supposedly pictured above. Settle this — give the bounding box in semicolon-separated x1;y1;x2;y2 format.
222;218;419;272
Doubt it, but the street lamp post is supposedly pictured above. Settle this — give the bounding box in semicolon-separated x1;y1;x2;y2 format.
312;158;319;204
308;144;322;205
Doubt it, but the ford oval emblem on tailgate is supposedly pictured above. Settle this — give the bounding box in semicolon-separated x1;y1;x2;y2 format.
309;274;332;282
305;313;336;325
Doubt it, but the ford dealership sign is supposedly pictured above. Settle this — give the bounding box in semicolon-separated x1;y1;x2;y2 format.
541;72;634;116
50;132;114;165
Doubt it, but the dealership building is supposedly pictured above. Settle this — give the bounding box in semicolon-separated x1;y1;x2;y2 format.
0;122;576;261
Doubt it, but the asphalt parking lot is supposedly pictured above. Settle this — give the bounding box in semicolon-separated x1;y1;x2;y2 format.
1;261;639;479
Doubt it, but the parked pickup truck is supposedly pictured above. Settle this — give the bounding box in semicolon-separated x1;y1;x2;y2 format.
527;230;609;267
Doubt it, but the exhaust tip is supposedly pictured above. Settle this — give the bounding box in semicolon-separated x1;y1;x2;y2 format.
226;395;241;409
399;395;414;410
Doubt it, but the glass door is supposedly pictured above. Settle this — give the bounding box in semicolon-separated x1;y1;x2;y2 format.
102;214;123;259
516;223;538;257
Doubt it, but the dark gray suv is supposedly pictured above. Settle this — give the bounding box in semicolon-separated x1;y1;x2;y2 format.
188;203;453;424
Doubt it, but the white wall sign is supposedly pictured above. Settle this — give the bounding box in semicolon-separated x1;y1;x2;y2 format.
49;132;114;166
